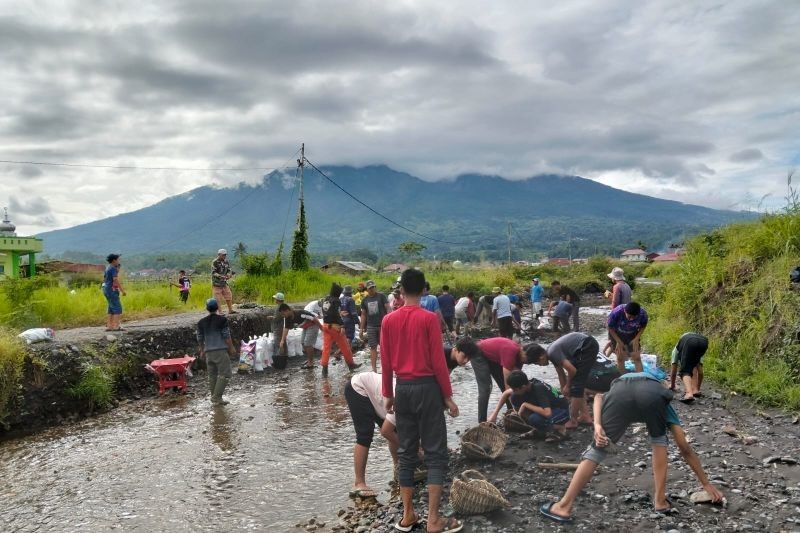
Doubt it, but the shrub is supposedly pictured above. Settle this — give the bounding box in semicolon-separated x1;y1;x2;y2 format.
0;329;25;424
69;364;114;408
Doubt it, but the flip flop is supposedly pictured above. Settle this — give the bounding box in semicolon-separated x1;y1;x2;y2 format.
679;396;695;404
349;488;377;498
693;391;704;398
300;362;315;369
539;502;573;523
545;432;569;444
428;517;464;533
654;497;677;515
394;513;420;532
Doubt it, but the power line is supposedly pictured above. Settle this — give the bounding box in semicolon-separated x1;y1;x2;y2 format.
0;159;294;172
303;158;471;245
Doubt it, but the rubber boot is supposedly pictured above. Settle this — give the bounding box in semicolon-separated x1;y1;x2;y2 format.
211;377;230;405
321;365;328;377
209;375;218;396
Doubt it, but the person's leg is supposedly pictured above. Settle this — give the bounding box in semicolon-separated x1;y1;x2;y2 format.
344;382;377;492
417;382;453;533
470;355;493;422
568;341;597;425
526;412;550;432
552;316;560;333
321;327;332;375
395;383;421;528
368;326;380;372
614;343;627;373
333;327;357;367
207;356;219;395
488;361;512;410
694;364;703;393
566;397;589;429
572;304;580;332
549;458;600;518
630;347;643;373
652;444;669;510
211;350;232;404
561;318;571;333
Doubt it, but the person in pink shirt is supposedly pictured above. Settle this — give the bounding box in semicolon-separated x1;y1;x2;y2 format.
451;336;538;423
381;268;462;533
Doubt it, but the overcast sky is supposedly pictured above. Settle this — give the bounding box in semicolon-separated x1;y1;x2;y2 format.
1;0;798;234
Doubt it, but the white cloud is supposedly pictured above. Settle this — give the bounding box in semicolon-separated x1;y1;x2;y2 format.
0;0;798;234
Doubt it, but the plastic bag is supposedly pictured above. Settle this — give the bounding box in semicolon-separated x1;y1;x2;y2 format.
255;334;271;370
18;328;55;344
624;353;667;380
286;328;304;357
238;339;257;373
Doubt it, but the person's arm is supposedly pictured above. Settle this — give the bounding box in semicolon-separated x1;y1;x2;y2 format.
113;273;126;296
518;401;551;419
473;299;484;323
225;337;236;358
487;389;514;424
592;393;609;447
670;363;678;390
491;308;498;326
359;307;367;336
196;327;205;358
631;324;647;348
428;314;455;408
381;324;394;411
670;425;724;502
560;359;577;394
280;321;289;347
554;363;568;391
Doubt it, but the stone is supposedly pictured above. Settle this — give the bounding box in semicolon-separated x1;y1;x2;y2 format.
105;334;117;342
781;457;798;465
634;461;647;468
763;456;781;466
690;490;723;505
722;425;739;436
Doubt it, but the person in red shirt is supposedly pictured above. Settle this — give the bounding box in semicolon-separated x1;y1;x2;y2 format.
451;336;538;423
381;268;462;533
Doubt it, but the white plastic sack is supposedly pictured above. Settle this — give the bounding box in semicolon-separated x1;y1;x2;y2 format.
314;329;323;351
287;328;304;357
18;328;55;344
253;335;265;372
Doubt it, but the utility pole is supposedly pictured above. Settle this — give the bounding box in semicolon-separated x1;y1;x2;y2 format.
507;222;512;264
298;143;305;202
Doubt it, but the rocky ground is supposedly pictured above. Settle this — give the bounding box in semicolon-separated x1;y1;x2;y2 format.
306;389;800;532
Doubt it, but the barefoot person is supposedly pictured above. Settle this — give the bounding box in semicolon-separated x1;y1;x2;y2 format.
197;298;237;406
669;332;709;403
487;370;569;442
540;372;724;523
531;332;599;429
299;299;323;369
607;302;648;373
103;253;126;331
381;268;462;533
359;280;391;372
321;283;361;377
345;371;399;498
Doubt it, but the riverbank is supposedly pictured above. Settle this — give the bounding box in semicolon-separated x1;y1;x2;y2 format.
322;384;800;532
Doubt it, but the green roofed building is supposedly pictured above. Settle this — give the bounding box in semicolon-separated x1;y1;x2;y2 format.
0;208;43;279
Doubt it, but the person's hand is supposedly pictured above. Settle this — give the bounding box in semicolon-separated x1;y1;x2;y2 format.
280;340;285;348
702;483;724;503
487;413;497;424
444;397;459;418
384;397;395;414
594;424;609;447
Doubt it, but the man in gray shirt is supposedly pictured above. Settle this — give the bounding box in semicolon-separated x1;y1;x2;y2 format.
532;332;598;429
197;298;236;405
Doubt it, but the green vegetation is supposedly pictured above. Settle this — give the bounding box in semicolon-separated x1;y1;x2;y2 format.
290;197;311;270
0;329;26;424
68;363;114;408
644;205;800;408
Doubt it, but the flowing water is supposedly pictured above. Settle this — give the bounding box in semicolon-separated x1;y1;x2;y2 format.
0;312;611;532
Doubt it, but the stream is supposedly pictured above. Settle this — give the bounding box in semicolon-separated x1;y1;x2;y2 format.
0;307;611;532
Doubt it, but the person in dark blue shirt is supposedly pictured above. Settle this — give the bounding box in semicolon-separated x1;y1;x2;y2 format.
437;285;456;333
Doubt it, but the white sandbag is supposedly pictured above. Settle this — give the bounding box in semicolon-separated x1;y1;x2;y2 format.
18;328;55;344
238;339;257;373
253;335;265;372
286;328;304;357
314;328;323;351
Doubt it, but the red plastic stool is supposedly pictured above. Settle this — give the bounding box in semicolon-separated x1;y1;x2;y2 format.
145;356;196;395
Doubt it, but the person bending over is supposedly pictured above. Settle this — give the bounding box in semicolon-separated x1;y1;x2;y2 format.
669;332;709;403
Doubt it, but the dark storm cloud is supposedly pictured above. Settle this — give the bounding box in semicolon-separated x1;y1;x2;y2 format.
729;148;764;163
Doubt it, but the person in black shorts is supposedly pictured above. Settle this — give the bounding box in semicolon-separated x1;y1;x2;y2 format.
584;354;621;394
539;373;724;523
669;332;709;403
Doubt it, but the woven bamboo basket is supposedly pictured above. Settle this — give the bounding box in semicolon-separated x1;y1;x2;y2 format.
460;422;507;460
451;470;510;515
503;411;533;433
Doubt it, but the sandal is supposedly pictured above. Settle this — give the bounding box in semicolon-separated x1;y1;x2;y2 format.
300;362;315;369
539;502;573;523
349;488;377;498
654;497;677;515
428;517;464;533
545;432;569;443
679;395;695;404
394;513;420;532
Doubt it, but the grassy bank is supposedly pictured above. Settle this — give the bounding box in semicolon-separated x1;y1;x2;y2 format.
0;329;25;424
643;210;800;409
1;258;641;330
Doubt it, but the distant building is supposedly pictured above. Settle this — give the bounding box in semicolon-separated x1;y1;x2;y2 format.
0;208;43;279
321;260;377;275
653;253;681;263
544;257;572;267
382;263;408;273
620;248;647;262
646;252;661;262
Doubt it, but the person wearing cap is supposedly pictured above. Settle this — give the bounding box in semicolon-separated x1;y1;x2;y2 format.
473;291;495;327
340;285;359;344
359;280;391;372
211;249;236;315
607;302;649;373
103;253;126;331
196;298;237;405
530;278;544;325
491;288;514;339
607;267;632;309
270;292;288;361
388;282;405;312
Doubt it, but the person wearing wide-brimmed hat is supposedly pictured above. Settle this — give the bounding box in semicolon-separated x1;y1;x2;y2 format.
211;249;236;314
607;267;632;309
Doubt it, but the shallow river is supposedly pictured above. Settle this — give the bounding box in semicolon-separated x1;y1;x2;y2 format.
0;315;610;532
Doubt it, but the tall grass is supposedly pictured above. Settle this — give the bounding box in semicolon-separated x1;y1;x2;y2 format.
0;328;25;424
645;211;800;409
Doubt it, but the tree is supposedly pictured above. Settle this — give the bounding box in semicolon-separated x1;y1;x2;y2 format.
290;198;310;271
270;241;284;276
636;240;648;251
233;242;248;259
398;241;426;257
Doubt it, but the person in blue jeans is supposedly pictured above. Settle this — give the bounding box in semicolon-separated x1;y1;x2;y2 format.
487;370;569;442
103;253;126;331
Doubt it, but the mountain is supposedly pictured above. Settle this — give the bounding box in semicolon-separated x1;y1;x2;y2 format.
38;165;752;261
